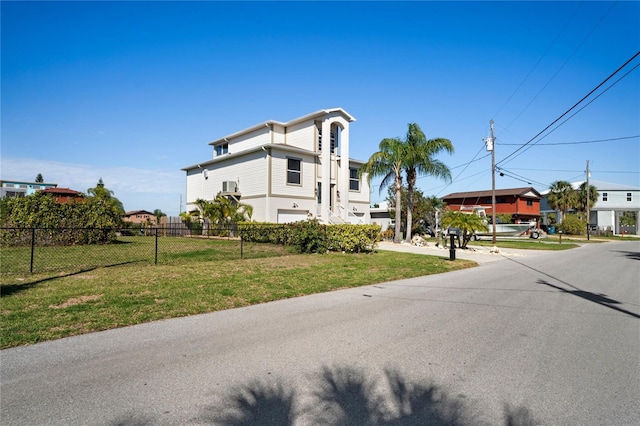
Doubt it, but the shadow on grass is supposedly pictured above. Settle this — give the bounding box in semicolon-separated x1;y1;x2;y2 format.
200;365;538;426
0;260;146;297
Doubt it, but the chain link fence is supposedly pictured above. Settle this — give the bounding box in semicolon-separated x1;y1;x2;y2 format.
0;225;291;276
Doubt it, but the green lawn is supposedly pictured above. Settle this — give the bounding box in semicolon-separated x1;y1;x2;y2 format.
1;239;476;348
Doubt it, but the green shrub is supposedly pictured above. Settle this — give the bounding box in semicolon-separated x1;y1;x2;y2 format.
290;220;328;253
239;222;380;254
1;192;123;246
327;224;380;253
239;222;293;245
559;214;586;235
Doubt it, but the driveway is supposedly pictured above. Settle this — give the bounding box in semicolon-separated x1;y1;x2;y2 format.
2;241;639;425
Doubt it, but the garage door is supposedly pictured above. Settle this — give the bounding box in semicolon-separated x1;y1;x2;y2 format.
277;209;308;224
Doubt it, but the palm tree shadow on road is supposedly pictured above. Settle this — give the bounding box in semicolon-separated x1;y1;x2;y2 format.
204;365;538;426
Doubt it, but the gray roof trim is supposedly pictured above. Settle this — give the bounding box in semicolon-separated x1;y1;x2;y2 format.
207;108;355;146
182;143;365;171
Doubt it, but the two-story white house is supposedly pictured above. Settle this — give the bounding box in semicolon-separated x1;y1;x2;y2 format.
182;108;371;224
540;180;640;235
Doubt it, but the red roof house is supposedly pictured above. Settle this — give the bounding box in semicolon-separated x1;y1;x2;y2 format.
442;187;542;222
42;187;84;204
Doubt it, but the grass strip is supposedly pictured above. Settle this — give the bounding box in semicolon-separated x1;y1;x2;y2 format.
1;250;475;348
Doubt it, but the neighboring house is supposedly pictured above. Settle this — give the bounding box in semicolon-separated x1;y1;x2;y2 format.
41;187;84;204
0;180;58;198
540;180;640;235
182;108;371;224
370;201;394;231
442;187;542;223
123;210;156;225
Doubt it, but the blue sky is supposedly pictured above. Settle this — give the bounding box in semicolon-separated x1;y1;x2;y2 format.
2;1;639;216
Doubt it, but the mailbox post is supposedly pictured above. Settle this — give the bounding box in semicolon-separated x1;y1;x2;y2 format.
447;227;461;261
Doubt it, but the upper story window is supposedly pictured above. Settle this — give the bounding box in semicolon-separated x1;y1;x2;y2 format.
215;143;228;157
318;128;337;153
349;167;360;191
602;192;608;202
287;158;301;185
526;199;533;206
627;192;632;202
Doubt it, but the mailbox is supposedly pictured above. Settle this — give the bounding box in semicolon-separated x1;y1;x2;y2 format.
447;227;461;236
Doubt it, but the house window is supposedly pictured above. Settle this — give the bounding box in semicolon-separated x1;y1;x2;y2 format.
215;143;228;157
526;200;533;206
627;192;632;202
287;158;301;185
602;192;608;202
349;167;360;191
318;129;337;153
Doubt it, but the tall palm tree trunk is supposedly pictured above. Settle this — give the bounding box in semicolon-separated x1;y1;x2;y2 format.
405;170;417;243
394;178;403;243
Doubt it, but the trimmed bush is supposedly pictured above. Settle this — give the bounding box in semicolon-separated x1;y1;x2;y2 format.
327;224;381;253
239;222;380;254
559;214;586;235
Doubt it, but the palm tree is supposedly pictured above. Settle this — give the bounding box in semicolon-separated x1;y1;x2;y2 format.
576;182;598;220
441;210;488;249
547;180;577;223
359;137;406;243
153;209;166;227
87;178;125;216
403;123;453;242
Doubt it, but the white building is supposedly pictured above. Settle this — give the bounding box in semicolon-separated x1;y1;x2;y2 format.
182;108;371;224
540;180;640;235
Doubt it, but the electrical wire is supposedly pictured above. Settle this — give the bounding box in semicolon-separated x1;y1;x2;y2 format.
497;2;617;132
510;61;640;154
493;1;585;120
430;143;489;196
496;50;640;167
498;135;639;146
495;167;547;187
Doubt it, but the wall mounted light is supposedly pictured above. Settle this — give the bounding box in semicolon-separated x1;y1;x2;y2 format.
293;203;298;208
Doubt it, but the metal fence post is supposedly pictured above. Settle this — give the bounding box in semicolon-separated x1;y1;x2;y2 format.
30;228;35;273
155;226;158;265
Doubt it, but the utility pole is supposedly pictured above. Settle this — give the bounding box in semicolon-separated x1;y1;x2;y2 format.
586;160;590;241
486;120;497;244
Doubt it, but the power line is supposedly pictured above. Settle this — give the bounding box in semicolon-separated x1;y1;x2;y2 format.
495;167;547;187
525;62;640;149
493;2;585;120
431;143;489;196
497;2;616;132
507;167;640;174
497;51;640;167
498;135;639;146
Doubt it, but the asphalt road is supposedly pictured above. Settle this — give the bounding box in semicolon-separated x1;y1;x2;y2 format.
2;241;639;425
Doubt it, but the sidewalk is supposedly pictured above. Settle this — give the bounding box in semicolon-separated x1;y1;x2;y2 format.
377;240;538;264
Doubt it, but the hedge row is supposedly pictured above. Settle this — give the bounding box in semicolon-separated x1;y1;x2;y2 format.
239;221;381;254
